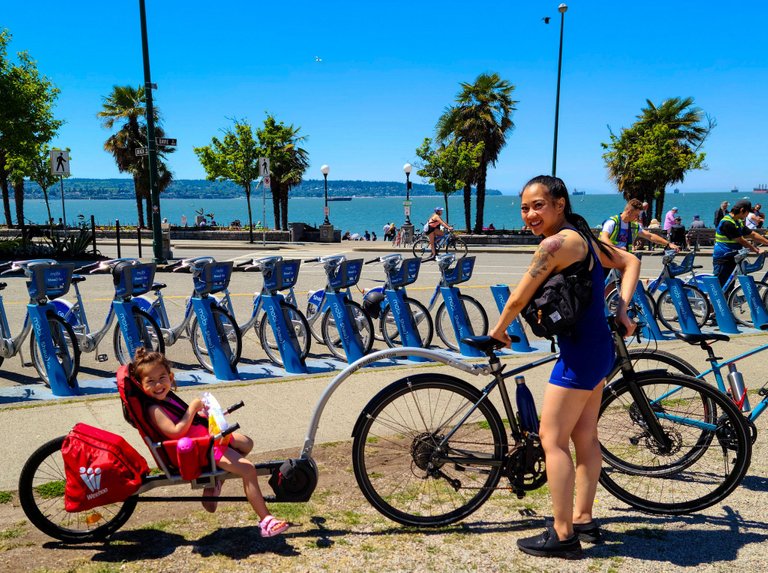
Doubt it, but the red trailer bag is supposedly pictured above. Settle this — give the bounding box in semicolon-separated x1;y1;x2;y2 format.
62;423;149;512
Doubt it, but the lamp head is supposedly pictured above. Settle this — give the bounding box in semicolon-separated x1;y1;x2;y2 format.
403;163;412;175
558;3;568;13
320;164;330;176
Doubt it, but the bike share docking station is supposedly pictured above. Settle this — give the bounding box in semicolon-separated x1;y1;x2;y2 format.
322;258;368;363
382;257;431;362
25;262;80;396
435;256;485;358
490;285;536;353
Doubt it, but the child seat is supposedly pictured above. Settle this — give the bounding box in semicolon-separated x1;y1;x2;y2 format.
116;364;216;480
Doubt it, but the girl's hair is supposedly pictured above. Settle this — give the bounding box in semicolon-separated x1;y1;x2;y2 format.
129;347;175;390
523;175;614;259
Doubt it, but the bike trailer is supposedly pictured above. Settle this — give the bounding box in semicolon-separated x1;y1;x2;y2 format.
62;423;149;512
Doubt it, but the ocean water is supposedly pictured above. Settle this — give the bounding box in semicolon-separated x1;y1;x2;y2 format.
10;191;755;233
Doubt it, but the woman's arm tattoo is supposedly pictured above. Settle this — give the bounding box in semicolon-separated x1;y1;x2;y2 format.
528;233;567;278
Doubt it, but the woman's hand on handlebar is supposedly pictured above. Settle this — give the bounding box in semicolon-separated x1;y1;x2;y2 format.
615;306;636;339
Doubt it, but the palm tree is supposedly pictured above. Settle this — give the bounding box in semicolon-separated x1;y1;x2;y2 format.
436;73;517;232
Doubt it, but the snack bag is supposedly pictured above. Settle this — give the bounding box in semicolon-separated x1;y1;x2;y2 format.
202;392;231;448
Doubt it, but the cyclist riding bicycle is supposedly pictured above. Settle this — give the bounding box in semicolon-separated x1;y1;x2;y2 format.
423;206;452;259
713;199;768;286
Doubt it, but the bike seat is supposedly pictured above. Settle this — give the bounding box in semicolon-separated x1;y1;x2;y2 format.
151;282;167;291
674;332;730;345
71;275;87;284
0;282;5;291
461;335;519;354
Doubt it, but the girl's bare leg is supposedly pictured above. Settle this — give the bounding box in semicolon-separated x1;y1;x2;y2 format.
217;448;269;519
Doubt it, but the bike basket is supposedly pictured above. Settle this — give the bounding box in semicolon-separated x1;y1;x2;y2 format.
743;253;766;275
264;259;301;291
114;262;156;298
328;259;363;289
441;256;476;286
26;263;74;300
388;257;421;288
667;252;695;278
193;261;233;296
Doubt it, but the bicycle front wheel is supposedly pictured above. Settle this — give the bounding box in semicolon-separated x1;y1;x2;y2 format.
435;295;489;351
257;302;311;366
320;300;374;360
352;374;507;527
19;436;137;543
656;284;711;332
113;307;165;365
188;306;242;373
598;372;751;514
379;297;434;348
29;312;80;388
727;280;768;327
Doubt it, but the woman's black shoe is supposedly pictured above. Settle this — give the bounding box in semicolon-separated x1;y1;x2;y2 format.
545;517;603;544
517;525;583;559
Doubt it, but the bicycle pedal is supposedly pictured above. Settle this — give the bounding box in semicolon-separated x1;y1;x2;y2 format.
97;353;109;362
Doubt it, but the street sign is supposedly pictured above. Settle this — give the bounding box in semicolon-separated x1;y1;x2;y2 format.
156;137;177;146
135;148;149;157
50;150;70;176
259;157;271;178
403;200;412;206
263;176;271;190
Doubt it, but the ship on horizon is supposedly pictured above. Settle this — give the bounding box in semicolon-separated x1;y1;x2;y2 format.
327;197;353;201
731;186;739;193
754;185;768;194
571;188;586;196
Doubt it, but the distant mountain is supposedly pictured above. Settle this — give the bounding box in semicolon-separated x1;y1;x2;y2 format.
20;178;502;200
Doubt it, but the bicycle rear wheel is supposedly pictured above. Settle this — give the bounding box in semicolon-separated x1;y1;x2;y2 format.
19;436;137;542
435;295;488;351
412;237;432;260
113;307;165;365
656;284;711;332
320;300;374;360
446;236;468;258
379;297;434;348
257;302;311;366
29;313;80;388
598;372;751;514
727;280;768;327
352;374;507;527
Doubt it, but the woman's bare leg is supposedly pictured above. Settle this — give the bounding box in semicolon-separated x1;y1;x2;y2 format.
570;380;605;524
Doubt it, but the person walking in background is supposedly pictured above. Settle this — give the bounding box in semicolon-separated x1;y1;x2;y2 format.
663;206;678;232
490;175;639;559
714;200;729;227
713;199;768;286
600;199;679;254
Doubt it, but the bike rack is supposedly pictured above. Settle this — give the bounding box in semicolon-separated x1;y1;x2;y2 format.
191;261;240;380
736;275;768;330
383;257;430;362
436;256;484;357
489;285;535;352
112;261;161;363
699;276;740;334
661;277;702;335
26;263;80;397
322;259;368;363
629;281;670;341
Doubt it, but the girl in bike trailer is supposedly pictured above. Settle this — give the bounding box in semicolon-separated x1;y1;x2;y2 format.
424;206;452;259
130;348;290;538
488;175;639;559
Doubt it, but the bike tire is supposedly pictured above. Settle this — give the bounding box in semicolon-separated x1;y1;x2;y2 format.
435;295;489;351
29;312;80;388
606;348;700;383
320;300;374;360
655;284;712;332
727;280;768;327
257;302;311;366
447;236;468;258
352;374;507;527
113;307;165;365
188;306;242;373
18;436;137;543
598;372;751;514
379;297;434;348
412;237;433;261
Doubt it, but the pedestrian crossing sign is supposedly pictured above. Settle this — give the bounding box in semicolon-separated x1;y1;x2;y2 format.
50;150;70;176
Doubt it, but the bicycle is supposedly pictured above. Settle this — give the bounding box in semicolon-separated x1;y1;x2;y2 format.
45;259;164;367
0;259;80;388
351;319;751;526
412;227;468;261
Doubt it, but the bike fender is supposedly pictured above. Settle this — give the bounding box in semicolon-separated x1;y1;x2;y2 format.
50;299;80;326
131;295;159;321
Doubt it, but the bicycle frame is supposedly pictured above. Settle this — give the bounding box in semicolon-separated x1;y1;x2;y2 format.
58;279;118;353
137;289;196;347
0;294;33;359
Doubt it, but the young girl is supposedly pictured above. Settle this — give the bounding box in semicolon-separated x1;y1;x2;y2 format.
489;175;639;558
130;347;290;538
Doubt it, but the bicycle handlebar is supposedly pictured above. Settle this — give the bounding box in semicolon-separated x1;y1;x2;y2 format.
364;258;380;265
224;400;245;415
304;257;319;263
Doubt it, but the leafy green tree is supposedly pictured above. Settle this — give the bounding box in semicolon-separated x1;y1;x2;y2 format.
98;85;173;228
436;73;517;232
256;115;309;230
194;120;260;241
415;138;483;222
602;97;714;219
0;30;62;227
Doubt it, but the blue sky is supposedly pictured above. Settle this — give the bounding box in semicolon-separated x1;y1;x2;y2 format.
3;1;766;193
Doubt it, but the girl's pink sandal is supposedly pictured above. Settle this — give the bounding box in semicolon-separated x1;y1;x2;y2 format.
260;515;290;537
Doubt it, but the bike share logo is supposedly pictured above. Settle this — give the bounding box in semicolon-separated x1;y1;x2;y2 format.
268;304;285;346
30;315;51;365
80;466;108;499
117;310;134;347
197;307;215;347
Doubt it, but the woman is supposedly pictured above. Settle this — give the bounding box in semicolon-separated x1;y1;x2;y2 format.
489;175;639;559
424;207;452;258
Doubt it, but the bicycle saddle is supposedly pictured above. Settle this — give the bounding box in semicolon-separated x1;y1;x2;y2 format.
674;332;730;345
461;335;519;354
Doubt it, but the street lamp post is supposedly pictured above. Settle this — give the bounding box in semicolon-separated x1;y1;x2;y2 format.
552;2;568;178
403;162;412;225
321;164;330;224
138;0;165;263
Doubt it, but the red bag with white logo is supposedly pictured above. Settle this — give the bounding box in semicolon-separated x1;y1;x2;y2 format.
62;423;149;512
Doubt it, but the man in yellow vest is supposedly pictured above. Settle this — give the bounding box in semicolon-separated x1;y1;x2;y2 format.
713;199;768;286
600;199;679;253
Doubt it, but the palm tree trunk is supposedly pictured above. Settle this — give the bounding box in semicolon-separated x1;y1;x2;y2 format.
271;182;281;230
280;189;288;231
134;175;145;228
144;195;152;230
463;183;471;232
655;187;666;220
443;193;450;223
13;179;24;227
474;167;487;233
